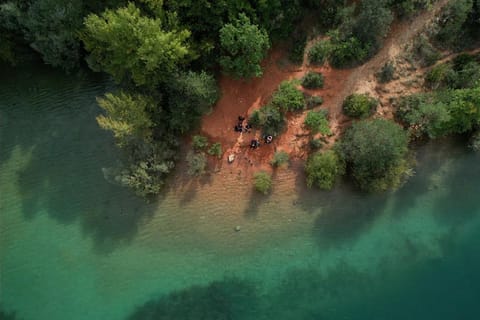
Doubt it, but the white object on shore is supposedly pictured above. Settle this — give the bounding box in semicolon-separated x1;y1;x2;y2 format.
228;154;235;163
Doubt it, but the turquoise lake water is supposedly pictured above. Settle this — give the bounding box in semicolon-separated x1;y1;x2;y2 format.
1;63;479;320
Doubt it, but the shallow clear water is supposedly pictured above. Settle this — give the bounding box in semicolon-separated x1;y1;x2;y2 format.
1;63;479;320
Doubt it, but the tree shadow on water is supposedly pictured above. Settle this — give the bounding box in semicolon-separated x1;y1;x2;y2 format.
311;184;390;249
4;67;157;253
126;277;260;320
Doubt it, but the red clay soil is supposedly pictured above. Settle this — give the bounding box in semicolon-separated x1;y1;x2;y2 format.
200;46;352;175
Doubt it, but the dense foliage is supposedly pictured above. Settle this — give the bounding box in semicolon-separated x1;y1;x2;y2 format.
82;3;190;87
337;119;410;192
305;150;345;190
219;14;270;78
425;54;480;90
397;87;480;138
342;94;377;118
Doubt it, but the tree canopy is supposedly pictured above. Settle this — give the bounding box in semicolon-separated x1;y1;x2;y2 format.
337;119;410;192
81;3;190;87
219;13;270;78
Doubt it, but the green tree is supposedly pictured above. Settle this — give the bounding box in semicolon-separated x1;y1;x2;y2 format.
250;104;285;136
167;71;219;134
81;3;190;86
96;91;154;147
435;0;473;47
342;93;377;118
253;171;272;194
219;13;270;78
305;150;345;190
337;119;410;192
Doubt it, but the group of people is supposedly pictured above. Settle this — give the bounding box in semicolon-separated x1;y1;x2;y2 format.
234;116;252;133
234;115;273;150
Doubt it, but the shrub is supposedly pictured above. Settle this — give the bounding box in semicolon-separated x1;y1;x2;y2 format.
305;150;345;190
271;151;289;167
253;171;272;194
271;81;305;111
192;135;209;150
308;40;331;65
304;110;331;135
329;36;370;68
207;142;222;158
412;35;441;67
306;95;324;108
337;119;410;192
301;71;324;89
424;64;451;90
248;110;262;128
342;93;377;118
377;61;395;83
186;151;207;176
253;105;286;136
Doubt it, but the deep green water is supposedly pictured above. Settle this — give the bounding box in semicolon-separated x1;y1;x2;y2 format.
1;63;479;320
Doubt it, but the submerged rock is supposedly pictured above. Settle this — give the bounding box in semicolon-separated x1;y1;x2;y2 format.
234;225;241;232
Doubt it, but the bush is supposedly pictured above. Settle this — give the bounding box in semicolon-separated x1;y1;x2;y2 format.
305;150;345;190
304;110;331;135
271;81;305;111
252;105;286;136
192;135;209;150
253;171;272;194
342;94;377;118
412;35;441;67
271;151;289;167
337;119;410;192
306;95;324;108
377;61;395;83
186;151;207;176
207;142;222;158
308;40;331;65
301;71;324;89
329;36;370;68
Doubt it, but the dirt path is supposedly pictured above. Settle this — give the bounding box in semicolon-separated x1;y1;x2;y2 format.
327;0;450;117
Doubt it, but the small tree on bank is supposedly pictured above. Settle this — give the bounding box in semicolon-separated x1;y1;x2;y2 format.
305;150;345;190
253;171;272;194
